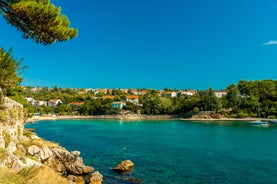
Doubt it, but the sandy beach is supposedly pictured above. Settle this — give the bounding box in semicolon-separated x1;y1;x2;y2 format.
26;114;178;123
26;114;272;123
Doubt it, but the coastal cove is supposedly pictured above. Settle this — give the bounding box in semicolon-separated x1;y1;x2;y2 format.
25;119;277;184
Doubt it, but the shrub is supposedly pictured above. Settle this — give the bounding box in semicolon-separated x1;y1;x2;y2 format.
4;133;11;148
0;110;7;122
9;108;18;119
23;129;33;138
268;115;276;119
193;107;200;113
237;111;249;118
0;148;7;160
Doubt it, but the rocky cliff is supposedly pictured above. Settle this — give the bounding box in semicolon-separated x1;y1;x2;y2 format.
0;94;102;184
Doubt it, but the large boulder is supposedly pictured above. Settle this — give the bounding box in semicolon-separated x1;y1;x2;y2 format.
8;154;41;171
27;145;41;156
38;146;53;161
112;160;134;173
27;145;53;162
47;148;94;175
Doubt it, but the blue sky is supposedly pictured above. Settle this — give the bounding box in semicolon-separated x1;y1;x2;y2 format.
1;0;277;90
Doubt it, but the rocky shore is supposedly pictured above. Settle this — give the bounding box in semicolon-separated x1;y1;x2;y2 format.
0;96;102;184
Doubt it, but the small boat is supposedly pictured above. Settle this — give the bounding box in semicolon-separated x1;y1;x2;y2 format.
249;102;268;126
249;120;268;125
249;120;269;127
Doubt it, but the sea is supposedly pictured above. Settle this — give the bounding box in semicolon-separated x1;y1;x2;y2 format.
25;119;277;184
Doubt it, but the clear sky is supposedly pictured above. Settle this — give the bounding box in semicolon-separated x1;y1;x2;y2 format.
1;0;277;90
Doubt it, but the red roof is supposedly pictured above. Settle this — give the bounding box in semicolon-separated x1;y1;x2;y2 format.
126;95;138;99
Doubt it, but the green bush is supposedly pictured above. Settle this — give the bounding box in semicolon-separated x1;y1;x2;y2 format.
0;110;7;122
23;129;33;138
237;111;249;118
9;108;18;119
0;148;7;159
268;115;276;119
4;133;11;148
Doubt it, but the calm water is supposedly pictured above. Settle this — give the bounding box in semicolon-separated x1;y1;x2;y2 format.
25;120;277;184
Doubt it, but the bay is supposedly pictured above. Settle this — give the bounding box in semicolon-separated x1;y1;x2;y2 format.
25;120;277;184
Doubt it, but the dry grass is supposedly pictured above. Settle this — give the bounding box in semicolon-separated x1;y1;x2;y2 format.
20;166;68;184
0;167;26;184
0;161;69;184
30;138;61;149
18;138;61;150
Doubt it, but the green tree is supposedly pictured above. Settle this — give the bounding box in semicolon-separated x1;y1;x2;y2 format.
237;80;277;118
0;0;77;44
139;90;161;115
0;47;26;95
225;84;240;109
54;104;72;115
197;88;219;111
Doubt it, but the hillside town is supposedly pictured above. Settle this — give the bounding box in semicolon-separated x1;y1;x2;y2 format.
23;87;228;115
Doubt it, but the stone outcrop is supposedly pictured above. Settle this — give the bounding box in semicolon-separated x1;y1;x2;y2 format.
0;95;101;184
0;96;25;153
112;160;134;173
47;148;94;175
5;153;42;171
26;145;94;175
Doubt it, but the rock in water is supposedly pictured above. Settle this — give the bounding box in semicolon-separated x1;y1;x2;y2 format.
112;160;134;173
47;148;94;175
89;171;103;184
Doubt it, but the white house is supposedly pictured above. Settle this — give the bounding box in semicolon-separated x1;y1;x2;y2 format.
125;95;139;104
171;92;177;98
24;97;47;107
214;91;227;98
181;90;196;96
112;102;126;110
37;100;47;106
48;99;63;107
165;91;178;98
24;97;36;106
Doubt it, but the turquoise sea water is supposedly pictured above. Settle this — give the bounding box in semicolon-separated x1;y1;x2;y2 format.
25;120;277;184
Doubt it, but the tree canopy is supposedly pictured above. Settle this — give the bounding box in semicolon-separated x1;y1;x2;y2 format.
0;47;26;95
0;0;77;44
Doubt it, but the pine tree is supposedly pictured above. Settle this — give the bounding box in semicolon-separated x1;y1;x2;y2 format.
0;0;77;44
0;47;26;95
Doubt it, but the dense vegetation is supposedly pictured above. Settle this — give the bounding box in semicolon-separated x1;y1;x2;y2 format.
0;0;77;44
22;80;277;119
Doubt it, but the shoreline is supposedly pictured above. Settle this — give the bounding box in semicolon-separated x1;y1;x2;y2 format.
26;114;178;123
26;114;273;123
